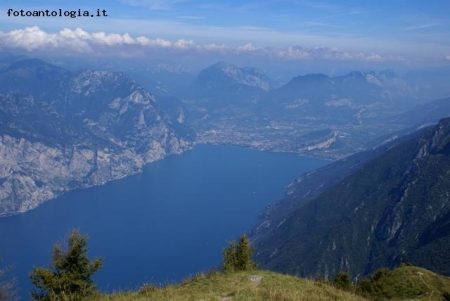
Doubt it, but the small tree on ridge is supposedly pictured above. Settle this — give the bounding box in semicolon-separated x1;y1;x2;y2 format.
222;234;256;272
30;229;102;301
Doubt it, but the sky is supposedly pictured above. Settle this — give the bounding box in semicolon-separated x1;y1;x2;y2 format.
0;0;450;72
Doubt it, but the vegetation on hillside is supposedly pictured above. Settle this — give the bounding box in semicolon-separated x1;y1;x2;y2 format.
356;265;450;300
29;229;102;301
14;229;450;301
90;270;367;301
222;234;257;272
255;118;450;278
88;265;450;301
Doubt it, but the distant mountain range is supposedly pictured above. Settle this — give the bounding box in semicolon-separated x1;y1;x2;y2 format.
186;61;450;159
185;62;275;115
0;59;194;216
3;55;450;301
1;57;450;215
192;61;276;103
252;117;450;278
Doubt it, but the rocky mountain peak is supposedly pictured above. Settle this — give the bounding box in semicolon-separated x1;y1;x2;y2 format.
199;61;274;91
0;59;193;217
70;70;127;92
339;70;401;87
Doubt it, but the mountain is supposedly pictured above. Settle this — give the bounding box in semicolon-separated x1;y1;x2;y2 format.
0;59;194;216
261;70;413;124
184;61;279;152
0;58;71;99
250;125;430;244
253;117;450;278
393;97;450;126
190;61;275;107
187;66;420;159
194;61;275;91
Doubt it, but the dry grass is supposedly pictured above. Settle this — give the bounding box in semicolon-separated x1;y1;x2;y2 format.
90;270;367;301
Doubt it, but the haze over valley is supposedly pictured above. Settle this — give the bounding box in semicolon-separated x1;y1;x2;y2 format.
1;55;449;217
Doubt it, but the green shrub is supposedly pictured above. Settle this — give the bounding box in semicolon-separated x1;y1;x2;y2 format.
30;229;102;301
222;234;256;272
333;272;352;291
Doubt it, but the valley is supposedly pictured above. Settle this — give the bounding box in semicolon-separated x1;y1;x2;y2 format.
1;54;450;299
0;144;328;300
178;62;448;159
0;58;194;216
2;1;450;299
3;57;447;216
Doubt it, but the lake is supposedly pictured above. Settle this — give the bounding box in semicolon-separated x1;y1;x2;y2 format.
0;144;329;300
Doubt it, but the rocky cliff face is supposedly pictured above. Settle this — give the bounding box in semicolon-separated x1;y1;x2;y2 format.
194;61;276;92
0;59;194;216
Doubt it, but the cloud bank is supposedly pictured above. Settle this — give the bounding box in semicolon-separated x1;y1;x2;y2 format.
0;26;403;63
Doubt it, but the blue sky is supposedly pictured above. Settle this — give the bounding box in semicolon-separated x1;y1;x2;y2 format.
1;0;449;69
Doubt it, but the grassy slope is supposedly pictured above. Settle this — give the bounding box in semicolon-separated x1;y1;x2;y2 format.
364;265;450;300
91;266;450;301
91;270;366;301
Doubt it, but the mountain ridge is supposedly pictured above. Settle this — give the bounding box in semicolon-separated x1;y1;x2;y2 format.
254;117;450;278
188;61;432;159
0;59;193;216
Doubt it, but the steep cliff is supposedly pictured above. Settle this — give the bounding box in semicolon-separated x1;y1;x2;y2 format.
0;59;194;216
254;117;450;278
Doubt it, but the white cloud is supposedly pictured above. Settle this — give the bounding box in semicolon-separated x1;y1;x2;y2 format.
0;26;403;63
0;26;186;52
446;55;450;61
174;38;195;49
237;43;257;52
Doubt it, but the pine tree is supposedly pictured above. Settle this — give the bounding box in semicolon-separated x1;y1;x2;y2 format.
235;234;256;271
221;234;256;272
222;241;237;272
30;229;102;301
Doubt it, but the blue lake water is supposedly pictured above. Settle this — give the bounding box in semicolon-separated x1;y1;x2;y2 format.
0;144;329;300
